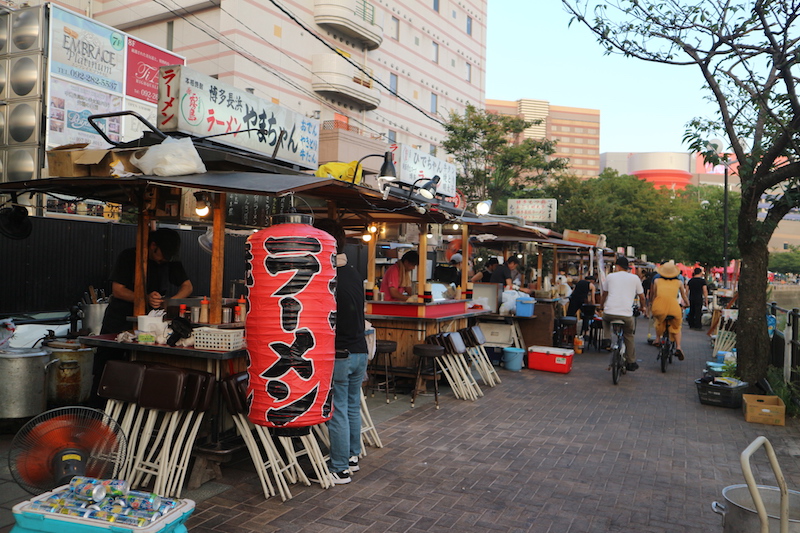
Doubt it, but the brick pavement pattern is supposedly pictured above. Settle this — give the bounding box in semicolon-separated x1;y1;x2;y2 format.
3;321;800;532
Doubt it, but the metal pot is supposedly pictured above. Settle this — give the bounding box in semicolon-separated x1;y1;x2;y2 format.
0;347;59;418
44;340;94;406
713;484;800;532
81;302;108;335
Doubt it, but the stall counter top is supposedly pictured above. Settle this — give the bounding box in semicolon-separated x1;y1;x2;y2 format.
366;308;489;322
79;333;246;361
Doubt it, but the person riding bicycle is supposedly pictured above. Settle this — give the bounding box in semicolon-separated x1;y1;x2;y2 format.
650;260;689;360
599;256;646;371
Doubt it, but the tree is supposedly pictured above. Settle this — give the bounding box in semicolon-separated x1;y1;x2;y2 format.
769;246;800;274
562;0;800;385
441;104;568;208
672;185;741;266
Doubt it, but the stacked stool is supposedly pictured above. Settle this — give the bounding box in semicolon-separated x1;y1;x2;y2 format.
553;315;578;348
459;326;501;387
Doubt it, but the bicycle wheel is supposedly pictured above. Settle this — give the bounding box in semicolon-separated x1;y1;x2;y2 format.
611;345;623;384
668;341;674;364
659;337;669;373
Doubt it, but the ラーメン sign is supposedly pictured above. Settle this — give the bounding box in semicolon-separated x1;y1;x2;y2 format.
158;65;320;170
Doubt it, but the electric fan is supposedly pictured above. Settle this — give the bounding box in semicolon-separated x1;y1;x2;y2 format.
8;406;128;495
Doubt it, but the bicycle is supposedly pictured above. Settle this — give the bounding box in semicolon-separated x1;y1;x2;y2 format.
657;315;677;373
608;319;627;385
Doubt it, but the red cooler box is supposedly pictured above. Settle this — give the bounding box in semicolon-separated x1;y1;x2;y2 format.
528;346;574;374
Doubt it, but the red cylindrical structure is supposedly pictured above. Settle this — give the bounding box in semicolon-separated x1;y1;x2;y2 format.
245;219;336;427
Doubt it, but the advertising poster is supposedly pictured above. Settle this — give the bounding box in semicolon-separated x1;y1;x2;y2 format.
396;143;457;198
50;5;125;94
126;37;184;103
507;198;558;223
158;65;319;169
48;77;122;148
121;97;157;143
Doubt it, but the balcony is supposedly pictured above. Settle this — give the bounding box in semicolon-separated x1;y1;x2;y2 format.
314;0;384;50
311;54;381;110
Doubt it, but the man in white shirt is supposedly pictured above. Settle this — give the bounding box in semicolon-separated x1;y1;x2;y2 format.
600;256;646;371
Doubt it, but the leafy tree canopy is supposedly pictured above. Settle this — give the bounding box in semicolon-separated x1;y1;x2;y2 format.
441;104;568;209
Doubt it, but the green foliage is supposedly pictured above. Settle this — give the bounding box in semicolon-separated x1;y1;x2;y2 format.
769;247;800;274
722;360;737;378
441;104;568;209
767;366;800;418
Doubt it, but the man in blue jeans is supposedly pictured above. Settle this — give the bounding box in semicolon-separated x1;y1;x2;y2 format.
314;218;368;485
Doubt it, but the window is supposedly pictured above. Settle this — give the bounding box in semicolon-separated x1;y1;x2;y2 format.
430;92;438;113
432;42;439;63
466;16;472;35
433;0;439;12
387;129;397;143
390;16;399;40
429;144;437;156
389;73;398;95
465;62;472;82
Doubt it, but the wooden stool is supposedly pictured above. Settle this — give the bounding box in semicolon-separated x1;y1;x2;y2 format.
370;339;398;403
459;326;500;387
411;343;445;409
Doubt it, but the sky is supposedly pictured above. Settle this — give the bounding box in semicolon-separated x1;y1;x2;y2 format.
485;3;719;154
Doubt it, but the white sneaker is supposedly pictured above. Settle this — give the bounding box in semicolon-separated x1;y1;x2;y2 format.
348;456;360;472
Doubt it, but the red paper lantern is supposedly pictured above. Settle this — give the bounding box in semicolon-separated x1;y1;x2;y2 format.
245;217;337;427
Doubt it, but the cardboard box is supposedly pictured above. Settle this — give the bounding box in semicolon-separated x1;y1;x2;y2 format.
46;144;144;177
46;143;90;177
528;345;574;374
742;394;786;426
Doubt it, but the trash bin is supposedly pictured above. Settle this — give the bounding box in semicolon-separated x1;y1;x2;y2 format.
503;347;525;372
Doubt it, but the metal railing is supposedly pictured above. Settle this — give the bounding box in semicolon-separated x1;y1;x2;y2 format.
354;0;375;24
768;302;800;382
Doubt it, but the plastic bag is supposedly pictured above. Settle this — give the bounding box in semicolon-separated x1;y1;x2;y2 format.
130;137;207;176
500;289;524;315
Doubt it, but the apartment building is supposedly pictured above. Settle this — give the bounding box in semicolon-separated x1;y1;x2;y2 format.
43;0;487;174
486;98;601;178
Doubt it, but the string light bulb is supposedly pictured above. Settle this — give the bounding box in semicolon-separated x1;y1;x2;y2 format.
362;233;372;242
368;223;378;234
194;192;210;217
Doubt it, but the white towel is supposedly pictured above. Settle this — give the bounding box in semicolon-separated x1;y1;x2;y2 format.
365;320;377;360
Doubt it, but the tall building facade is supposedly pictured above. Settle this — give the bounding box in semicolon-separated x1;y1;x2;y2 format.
34;0;487;174
485;98;601;177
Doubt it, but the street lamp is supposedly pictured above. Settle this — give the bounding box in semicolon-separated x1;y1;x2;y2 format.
706;139;729;288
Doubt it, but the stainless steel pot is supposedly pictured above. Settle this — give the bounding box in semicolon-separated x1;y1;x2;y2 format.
0;347;59;418
44;340;94;406
713;484;800;532
81;302;108;335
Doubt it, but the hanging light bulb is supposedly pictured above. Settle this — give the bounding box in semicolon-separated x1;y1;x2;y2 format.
194;192;210;217
426;225;434;239
452;223;460;230
362;233;372;242
368;223;378;234
475;200;492;216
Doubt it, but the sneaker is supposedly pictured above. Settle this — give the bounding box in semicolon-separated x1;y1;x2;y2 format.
600;339;612;351
676;349;685;361
348;456;360;472
626;362;639;371
330;470;351;484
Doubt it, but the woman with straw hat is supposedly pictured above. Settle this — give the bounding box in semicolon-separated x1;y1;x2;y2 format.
651;260;689;360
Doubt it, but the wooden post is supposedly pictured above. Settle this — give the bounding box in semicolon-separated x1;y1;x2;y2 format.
417;224;427;299
536;247;543;290
209;192;226;324
367;223;377;286
460;223;469;292
552;246;559;287
133;204;150;317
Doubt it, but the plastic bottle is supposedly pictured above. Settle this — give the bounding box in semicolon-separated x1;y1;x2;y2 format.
199;296;209;324
179;304;187;319
237;296;247;323
234;305;243;323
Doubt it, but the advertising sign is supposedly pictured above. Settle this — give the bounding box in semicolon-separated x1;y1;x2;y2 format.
158;65;319;169
508;198;558;223
48;77;122;148
121;97;157;143
126;37;184;103
50;6;125;94
394;143;456;198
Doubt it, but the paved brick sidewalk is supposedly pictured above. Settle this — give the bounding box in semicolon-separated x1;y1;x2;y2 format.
3;319;800;532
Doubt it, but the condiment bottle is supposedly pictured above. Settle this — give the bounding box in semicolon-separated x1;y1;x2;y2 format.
234;305;242;323
179;304;187;319
199;296;209;324
237;296;247;323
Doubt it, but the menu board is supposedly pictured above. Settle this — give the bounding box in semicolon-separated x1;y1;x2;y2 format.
394;143;457;198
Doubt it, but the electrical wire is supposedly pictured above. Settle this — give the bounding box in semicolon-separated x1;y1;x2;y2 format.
151;0;393;140
266;0;445;127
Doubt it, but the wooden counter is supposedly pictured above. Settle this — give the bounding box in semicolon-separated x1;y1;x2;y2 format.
366;303;489;369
